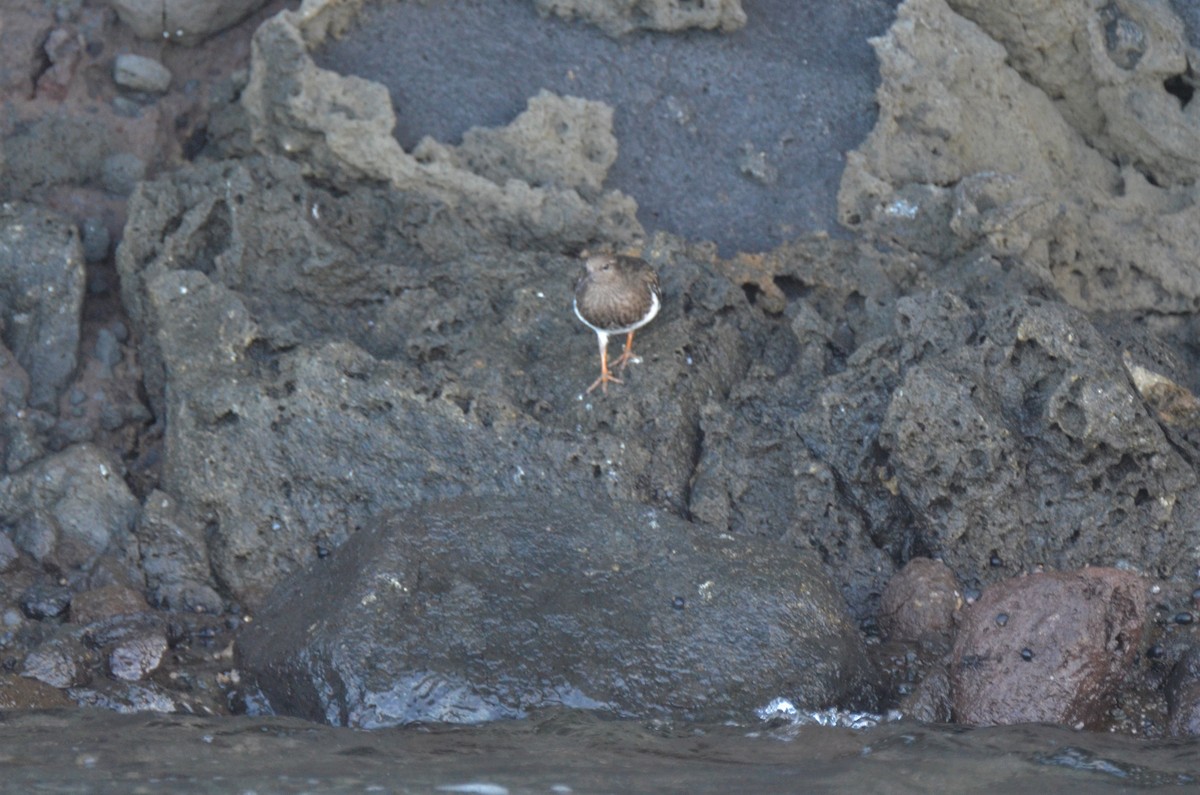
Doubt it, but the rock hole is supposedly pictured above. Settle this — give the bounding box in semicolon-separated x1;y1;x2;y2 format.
773;275;811;301
741;283;761;306
1134;487;1151;506
1164;74;1194;108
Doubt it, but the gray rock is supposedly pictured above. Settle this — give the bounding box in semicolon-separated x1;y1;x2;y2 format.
0;445;140;576
94;327;122;370
112;54;172;93
1166;645;1200;737
79;217;110;263
22;639;84;689
19;582;72;620
0;532;17;572
135;490;223;613
0;202;85;410
109;631;168;681
243;15;641;250
116;154;744;608
237;495;877;727
110;0;272;46
100;152;146;196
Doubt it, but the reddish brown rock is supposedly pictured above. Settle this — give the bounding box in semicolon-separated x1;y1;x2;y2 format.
69;584;148;625
880;557;962;645
949;567;1146;728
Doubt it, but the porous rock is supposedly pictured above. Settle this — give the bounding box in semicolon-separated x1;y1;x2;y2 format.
949;568;1146;727
237;495;877;727
116;154;747;608
839;0;1200;317
241;9;641;250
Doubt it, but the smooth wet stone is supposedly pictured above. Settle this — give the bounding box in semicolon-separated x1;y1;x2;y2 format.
238;495;878;727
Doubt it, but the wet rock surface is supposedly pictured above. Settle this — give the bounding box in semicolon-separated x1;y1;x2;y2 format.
238;495;876;726
949;568;1146;728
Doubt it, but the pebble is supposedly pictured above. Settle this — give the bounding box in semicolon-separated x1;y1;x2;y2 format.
112;54;172;94
101;152;146;196
19;582;72;620
109;632;169;681
80;217;110;263
95;327;123;369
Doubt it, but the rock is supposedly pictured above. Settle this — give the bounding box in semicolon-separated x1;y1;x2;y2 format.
22;638;86;689
1166;646;1200;737
116;155;743;608
0;202;86;410
135;491;223;613
110;0;272;46
0;445;140;576
79;217;110;263
108;631;168;681
112;53;172;93
949;568;1146;728
237;495;877;727
36;27;84;101
417;89;621;202
19;582;73;620
879;558;962;645
0;532;17;572
533;0;746;36
100;152;146;195
241;13;641;250
69;585;148;625
839;0;1200;317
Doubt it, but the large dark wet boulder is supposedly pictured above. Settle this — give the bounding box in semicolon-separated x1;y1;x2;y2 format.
236;495;878;727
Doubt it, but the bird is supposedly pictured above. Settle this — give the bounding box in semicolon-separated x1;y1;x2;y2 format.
572;253;661;394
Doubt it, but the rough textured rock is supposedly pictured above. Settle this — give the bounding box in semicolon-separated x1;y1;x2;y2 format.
237;495;877;727
116;153;748;607
110;0;274;46
315;0;894;255
0;444;139;578
949;568;1146;728
69;584;149;625
241;9;641;251
839;0;1200;317
533;0;746;37
134;491;223;613
879;557;961;645
1166;645;1200;737
0;202;85;410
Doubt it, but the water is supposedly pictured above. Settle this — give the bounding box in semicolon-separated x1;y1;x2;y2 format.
2;708;1196;793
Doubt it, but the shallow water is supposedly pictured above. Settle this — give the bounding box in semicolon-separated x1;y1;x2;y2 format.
2;709;1196;794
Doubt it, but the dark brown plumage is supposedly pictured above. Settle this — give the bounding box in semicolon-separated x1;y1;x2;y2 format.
573;254;661;394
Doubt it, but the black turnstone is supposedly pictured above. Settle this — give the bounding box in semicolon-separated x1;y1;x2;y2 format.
573;253;662;394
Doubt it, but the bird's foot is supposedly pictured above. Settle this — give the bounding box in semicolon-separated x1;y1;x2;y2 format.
586;370;623;394
611;349;641;372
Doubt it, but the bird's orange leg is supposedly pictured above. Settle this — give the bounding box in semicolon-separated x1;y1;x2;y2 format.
611;331;638;371
586;335;622;394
